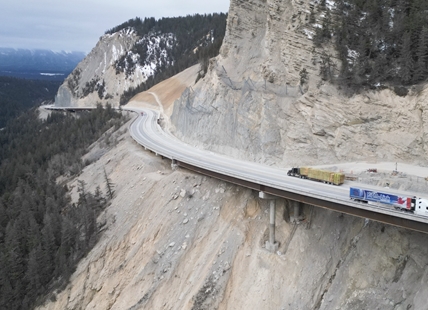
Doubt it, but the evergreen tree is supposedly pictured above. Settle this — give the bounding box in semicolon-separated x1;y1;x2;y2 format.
0;201;7;241
77;180;88;206
320;0;428;88
56;216;76;278
103;169;115;200
24;244;44;298
399;31;414;84
0;105;123;308
320;52;336;82
414;26;428;82
4;221;26;305
41;214;57;278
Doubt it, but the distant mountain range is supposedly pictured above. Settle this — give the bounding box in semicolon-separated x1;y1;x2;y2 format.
0;48;85;80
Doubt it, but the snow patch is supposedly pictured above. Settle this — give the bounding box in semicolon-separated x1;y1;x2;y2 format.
326;0;336;10
40;73;65;76
303;29;314;40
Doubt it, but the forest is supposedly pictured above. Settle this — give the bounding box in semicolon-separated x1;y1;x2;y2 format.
106;14;227;104
0;105;128;309
314;0;428;89
0;77;61;128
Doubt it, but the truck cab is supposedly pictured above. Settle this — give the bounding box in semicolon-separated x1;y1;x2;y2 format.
287;167;300;177
414;198;428;217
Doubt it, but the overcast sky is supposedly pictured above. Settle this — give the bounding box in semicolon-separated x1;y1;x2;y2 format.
1;0;230;53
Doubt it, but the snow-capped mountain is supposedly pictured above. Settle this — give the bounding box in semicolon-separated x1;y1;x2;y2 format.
54;14;226;107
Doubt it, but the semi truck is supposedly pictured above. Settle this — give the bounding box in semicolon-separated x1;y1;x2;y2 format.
287;167;345;185
349;187;428;217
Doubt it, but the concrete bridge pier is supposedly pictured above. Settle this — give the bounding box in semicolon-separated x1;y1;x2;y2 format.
259;192;279;253
290;200;305;224
171;159;178;170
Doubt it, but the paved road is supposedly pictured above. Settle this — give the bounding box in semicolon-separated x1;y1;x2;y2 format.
126;107;428;228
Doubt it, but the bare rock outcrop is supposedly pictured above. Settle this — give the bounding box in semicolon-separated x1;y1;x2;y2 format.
39;1;428;309
170;0;428;167
37;129;428;310
54;29;145;108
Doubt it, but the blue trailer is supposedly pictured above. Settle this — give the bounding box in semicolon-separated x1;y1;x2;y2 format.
349;187;413;211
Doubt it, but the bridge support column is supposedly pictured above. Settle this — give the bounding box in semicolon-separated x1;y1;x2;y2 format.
259;192;279;253
171;159;178;170
290;201;305;224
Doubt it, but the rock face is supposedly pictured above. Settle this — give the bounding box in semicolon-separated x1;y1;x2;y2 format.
54;29;145;108
39;1;428;309
37;129;428;310
53;14;227;109
170;0;428;167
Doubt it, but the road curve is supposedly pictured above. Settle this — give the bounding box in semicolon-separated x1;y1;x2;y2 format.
126;107;428;231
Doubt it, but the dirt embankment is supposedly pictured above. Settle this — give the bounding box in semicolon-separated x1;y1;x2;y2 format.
126;65;199;117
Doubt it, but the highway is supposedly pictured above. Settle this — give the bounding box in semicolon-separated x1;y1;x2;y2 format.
127;107;428;233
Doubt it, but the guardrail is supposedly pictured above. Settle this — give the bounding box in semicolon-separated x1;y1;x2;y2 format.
128;108;428;234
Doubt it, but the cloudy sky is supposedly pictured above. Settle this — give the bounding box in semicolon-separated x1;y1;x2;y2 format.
1;0;230;53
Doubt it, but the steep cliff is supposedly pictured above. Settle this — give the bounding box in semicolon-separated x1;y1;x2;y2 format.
54;15;227;108
37;125;428;310
39;1;428;309
170;0;428;167
54;29;141;107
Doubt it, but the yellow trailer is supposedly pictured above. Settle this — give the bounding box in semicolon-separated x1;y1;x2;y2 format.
294;167;345;185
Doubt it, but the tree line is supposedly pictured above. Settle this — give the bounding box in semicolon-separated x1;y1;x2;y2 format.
0;105;127;309
105;14;227;105
313;0;428;89
0;77;61;128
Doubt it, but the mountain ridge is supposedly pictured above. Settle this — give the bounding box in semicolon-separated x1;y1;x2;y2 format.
0;48;85;80
40;1;428;309
54;14;226;107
